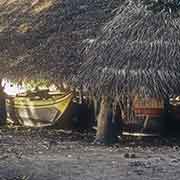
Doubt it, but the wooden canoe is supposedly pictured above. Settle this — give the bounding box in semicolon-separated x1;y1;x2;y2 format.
6;91;73;127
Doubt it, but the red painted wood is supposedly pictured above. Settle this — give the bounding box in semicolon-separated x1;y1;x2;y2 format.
134;108;163;118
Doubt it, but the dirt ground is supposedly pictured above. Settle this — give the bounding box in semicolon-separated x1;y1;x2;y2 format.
0;128;180;180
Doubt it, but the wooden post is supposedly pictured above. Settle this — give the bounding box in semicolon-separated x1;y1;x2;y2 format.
0;79;6;126
79;86;84;104
161;97;172;135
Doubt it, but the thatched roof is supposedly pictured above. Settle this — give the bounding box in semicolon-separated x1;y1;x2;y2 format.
0;0;123;82
75;0;180;98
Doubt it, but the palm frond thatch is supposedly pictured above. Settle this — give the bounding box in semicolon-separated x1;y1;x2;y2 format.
75;1;180;98
0;0;124;81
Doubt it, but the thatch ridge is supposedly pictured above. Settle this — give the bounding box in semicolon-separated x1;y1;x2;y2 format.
74;1;180;97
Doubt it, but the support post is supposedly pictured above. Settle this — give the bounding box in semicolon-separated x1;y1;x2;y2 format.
0;79;6;126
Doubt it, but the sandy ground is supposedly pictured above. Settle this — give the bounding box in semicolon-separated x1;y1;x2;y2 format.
0;128;180;180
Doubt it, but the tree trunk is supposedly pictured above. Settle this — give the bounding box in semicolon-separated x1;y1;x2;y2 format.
0;79;6;126
95;96;119;144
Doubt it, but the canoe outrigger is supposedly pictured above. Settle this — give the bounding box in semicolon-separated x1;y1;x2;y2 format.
6;90;73;127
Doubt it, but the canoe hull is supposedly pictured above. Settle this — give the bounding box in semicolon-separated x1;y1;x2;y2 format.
124;97;164;133
6;93;73;127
